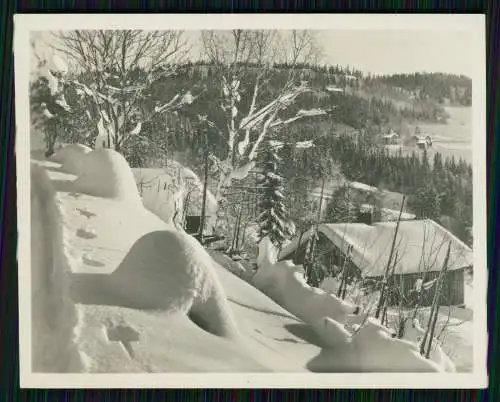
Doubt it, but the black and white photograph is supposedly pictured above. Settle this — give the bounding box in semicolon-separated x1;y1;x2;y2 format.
15;14;487;388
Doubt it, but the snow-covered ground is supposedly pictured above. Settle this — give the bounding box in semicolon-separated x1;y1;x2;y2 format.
415;306;473;373
30;145;456;374
132;164;218;232
31;150;321;372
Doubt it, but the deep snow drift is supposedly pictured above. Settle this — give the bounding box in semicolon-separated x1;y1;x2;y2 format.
30;145;320;372
72;229;240;339
30;143;455;373
253;237;360;324
49;144;91;175
309;318;441;372
132;164;217;230
74;149;142;207
30;163;86;372
253;237;451;372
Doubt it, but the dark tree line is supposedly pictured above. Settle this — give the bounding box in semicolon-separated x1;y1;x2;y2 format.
374;72;472;106
31;60;467;167
291;132;472;245
30;58;473;247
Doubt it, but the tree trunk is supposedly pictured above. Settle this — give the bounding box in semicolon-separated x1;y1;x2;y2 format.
381;250;399;325
234;201;244;252
306;177;325;280
199;149;209;243
419;241;451;356
240;218;249;249
337;245;352;299
375;195;406;319
293;227;306;265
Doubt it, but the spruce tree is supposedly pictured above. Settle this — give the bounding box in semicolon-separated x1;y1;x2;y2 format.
256;140;294;250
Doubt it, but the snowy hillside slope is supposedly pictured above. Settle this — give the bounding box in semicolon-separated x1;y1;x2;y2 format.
30;150;322;373
30;145;449;374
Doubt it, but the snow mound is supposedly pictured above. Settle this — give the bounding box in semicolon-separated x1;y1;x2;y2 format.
49;144;92;175
253;237;358;324
207;250;250;280
312;317;351;348
133;165;217;230
74;149;141;206
252;237;279;285
401;318;456;372
79;230;240;339
31;163;86;372
308;318;442;373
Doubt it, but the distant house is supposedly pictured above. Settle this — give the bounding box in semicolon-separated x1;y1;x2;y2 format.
414;135;433;150
382;131;400;145
279;219;473;307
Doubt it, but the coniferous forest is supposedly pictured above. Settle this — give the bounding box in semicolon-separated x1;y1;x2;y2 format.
30;58;473;247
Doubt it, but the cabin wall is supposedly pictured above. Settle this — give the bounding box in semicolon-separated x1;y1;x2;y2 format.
382;269;465;307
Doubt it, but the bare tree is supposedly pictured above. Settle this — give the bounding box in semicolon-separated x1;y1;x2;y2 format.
375;195;406;319
50;30;191;152
200;30;334;226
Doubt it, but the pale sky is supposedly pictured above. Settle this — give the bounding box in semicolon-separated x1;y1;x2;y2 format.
181;30;476;78
315;30;475;77
33;29;476;78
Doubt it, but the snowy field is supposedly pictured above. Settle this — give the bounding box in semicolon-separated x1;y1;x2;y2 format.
29;145;461;374
387;107;473;164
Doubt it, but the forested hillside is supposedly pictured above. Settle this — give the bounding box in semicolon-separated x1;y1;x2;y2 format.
30;58;473;245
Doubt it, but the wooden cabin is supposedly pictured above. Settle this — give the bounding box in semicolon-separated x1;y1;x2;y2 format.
279;219;473;307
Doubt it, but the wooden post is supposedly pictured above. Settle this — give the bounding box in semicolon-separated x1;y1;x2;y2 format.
199;147;209;244
306;176;326;280
375;194;406;319
294;227;307;265
420;241;452;358
337;245;352;299
425;241;451;359
381;250;399;327
234;198;244;252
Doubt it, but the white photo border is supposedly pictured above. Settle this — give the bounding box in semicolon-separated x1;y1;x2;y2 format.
14;13;488;389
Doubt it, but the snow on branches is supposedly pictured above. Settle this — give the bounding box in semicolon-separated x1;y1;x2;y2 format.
257;139;295;249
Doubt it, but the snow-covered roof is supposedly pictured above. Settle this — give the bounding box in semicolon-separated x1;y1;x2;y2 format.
383;133;399;138
348;181;378;193
379;207;416;221
358;204;416;221
279;220;473;277
325;85;344;93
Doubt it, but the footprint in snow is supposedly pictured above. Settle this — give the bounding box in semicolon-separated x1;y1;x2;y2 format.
76;227;97;239
77;208;96;218
273;336;305;344
105;324;140;359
